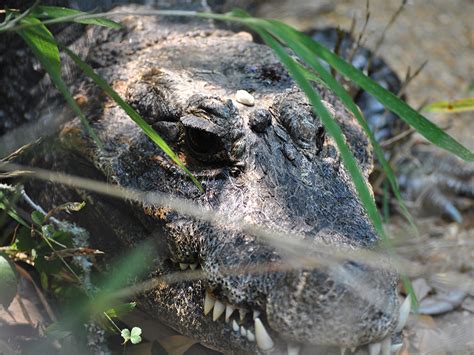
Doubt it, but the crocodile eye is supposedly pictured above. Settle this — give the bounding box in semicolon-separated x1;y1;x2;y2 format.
180;114;226;162
185;127;223;156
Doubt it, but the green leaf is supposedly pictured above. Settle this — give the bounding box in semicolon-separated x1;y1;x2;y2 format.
33;6;121;29
199;10;418;307
0;254;18;309
45;322;72;340
18;16;61;78
60;46;203;191
259;18;417;234
130;327;142;344
18;16;103;149
31;210;45;226
105;302;137;318
14;226;36;252
468;81;474;92
121;328;131;340
251;25;386;238
40;271;49;290
422;98;474;113
282;25;474;161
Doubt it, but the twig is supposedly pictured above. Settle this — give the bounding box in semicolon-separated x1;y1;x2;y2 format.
15;263;58;322
0;0;40;31
371;0;407;60
347;0;371;66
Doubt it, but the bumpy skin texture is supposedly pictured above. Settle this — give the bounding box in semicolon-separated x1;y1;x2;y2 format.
4;6;401;354
309;27;473;224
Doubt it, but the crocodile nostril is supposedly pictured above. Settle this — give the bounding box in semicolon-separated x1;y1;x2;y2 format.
249;109;272;133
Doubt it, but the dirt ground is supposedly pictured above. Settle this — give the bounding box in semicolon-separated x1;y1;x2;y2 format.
251;1;474;353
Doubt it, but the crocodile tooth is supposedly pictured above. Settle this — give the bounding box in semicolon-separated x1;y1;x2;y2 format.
287;343;301;355
395;297;411;332
239;308;248;321
340;348;346;355
179;263;188;270
391;343;403;353
369;342;381;355
189;263;198;270
225;304;236;322
253;310;261;319
232;319;239;332
247;329;255;342
381;337;391;355
213;300;225;321
240;326;247;336
255;318;274;351
204;291;215;315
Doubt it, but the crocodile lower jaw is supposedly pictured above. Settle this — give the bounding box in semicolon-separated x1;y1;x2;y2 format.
172;259;413;354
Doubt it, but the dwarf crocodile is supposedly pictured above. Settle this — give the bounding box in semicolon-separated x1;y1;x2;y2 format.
1;2;472;354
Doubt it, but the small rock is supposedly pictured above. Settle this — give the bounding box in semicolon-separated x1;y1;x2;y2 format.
412;278;432;302
418;289;467;315
461;296;474;313
235;90;255;106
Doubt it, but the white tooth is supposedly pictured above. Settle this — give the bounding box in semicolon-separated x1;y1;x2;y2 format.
240;326;247;336
351;348;357;353
253;310;261;319
247;329;255;342
287;343;301;355
369;342;381;355
340;348;346;355
213;300;225;321
204;292;215;315
225;304;236;322
232;319;239;332
381;337;391;355
179;263;188;270
391;343;403;353
189;263;198;270
396;297;411;332
254;318;274;351
239;308;248;321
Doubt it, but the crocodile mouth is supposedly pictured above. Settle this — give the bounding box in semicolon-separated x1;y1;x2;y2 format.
175;262;411;354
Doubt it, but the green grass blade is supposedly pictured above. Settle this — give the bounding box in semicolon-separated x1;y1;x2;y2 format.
250;25;386;241
261;19;417;234
60;46;203;191
422;98;474;113
18;16;61;78
33;6;121;29
207;11;417;306
18;16;102;148
278;24;473;161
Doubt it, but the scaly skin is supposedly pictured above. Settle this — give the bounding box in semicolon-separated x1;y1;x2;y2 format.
308;27;474;224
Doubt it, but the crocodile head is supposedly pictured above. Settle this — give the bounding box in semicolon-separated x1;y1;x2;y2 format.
26;10;405;354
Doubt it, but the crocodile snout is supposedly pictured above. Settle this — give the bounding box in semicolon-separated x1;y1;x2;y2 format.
267;261;400;350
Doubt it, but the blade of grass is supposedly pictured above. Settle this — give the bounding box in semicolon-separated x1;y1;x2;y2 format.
273;22;474;161
12;13;201;191
246;23;416;307
32;6;121;29
18;16;102;149
250;26;385;244
422;98;474;113
59;46;203;192
259;18;417;234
